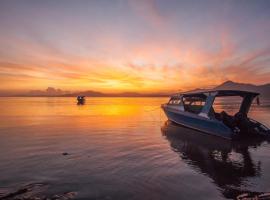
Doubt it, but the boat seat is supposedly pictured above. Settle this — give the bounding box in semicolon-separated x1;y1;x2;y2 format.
220;111;236;129
184;105;203;114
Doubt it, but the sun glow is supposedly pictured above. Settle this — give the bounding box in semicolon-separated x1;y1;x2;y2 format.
0;0;270;95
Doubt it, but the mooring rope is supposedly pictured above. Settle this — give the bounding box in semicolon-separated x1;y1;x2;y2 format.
143;106;164;127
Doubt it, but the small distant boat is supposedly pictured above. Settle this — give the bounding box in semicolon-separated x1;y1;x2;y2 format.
77;96;85;104
161;90;270;139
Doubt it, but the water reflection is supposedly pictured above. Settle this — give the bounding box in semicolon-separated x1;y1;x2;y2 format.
161;121;269;199
77;100;85;105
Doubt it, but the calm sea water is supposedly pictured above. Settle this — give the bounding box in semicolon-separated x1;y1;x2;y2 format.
0;97;270;200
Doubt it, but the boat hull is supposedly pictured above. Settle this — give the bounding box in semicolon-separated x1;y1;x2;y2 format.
162;105;234;139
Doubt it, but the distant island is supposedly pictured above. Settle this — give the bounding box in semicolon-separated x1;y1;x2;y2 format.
1;81;270;97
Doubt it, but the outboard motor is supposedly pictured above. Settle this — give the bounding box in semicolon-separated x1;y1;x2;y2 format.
248;119;270;137
234;112;270;137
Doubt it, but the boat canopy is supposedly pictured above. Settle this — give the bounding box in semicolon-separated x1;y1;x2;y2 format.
173;90;259;98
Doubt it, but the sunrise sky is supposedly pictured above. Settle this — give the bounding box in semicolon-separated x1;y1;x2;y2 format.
0;0;270;94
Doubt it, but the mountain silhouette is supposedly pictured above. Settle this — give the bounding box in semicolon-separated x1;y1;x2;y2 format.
63;91;168;97
1;81;270;97
214;81;270;97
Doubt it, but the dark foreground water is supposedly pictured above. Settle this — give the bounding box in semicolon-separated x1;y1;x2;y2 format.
0;97;270;200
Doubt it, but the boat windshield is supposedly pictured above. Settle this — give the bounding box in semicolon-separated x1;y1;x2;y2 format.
168;96;182;105
183;97;206;114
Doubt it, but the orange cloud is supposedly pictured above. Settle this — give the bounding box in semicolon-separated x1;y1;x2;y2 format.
0;5;269;95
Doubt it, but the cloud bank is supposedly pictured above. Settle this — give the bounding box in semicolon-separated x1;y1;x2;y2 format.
0;0;269;94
